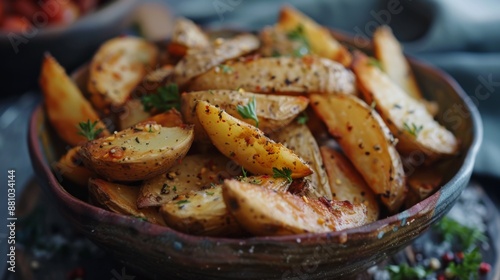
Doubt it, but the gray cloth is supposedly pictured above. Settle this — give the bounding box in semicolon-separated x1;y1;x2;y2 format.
166;0;500;177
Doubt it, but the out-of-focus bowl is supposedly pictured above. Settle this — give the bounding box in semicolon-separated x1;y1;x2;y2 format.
0;0;137;95
28;31;482;279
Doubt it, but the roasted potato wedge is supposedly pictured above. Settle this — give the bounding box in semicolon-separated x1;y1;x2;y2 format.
53;146;97;188
352;52;459;162
181;90;309;142
196;100;312;178
79;122;194;182
188;56;356;95
310;94;406;212
118;99;152;130
172;33;260;86
160;185;244;236
88;178;165;226
320;146;379;222
134;65;174;97
167;17;210;57
223;179;369;235
87;36;158;110
39;54;109;146
270;122;331;199
138;153;238;208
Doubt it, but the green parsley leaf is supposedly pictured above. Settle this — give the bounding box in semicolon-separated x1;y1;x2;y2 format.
176;199;189;205
387;264;428;280
272;167;293;183
205;191;214;196
77;120;104;140
286;24;311;57
237;96;259;128
141;83;180;112
446;249;482;280
368;57;384;71
296;112;309;125
435;217;487;251
219;64;233;74
403;122;423;137
241;166;248;178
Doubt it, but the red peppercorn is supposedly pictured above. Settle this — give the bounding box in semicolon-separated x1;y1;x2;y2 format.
455;251;464;261
441;252;455;264
479;262;491;275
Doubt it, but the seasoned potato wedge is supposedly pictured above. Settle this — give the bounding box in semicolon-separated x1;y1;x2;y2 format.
134;65;174;97
181;90;309;142
160;185;244;236
138;153;237;208
373;26;438;115
310;94;406;212
223;179;369;235
79;122;194;182
118;99;152;130
53;146;97;188
39;54;109;146
88;178;165;226
87;36;158;110
188;56;356;95
172;33;260;86
270;122;331;199
352;52;458;162
275;5;351;66
196;100;312;178
320;146;379;222
167;17;210;57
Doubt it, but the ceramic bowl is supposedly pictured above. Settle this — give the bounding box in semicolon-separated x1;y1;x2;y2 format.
28;33;482;279
0;0;137;95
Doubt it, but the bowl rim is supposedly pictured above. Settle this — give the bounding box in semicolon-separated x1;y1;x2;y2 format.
28;39;483;248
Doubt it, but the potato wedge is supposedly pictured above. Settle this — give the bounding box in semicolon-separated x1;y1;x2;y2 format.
269;122;331;199
310;94;406;212
167;17;210;57
39;54;109;146
118;99;152;130
138;153;238;208
188;56;356;95
320;146;379;222
223;179;369;235
134;65;174;97
181;90;309;142
172;33;259;86
53;146;97;188
160;185;244;236
405;165;444;208
196;100;312;178
274;5;351;66
79;122;194;182
87;36;158;110
88;178;165;226
352;52;459;162
373;26;438;116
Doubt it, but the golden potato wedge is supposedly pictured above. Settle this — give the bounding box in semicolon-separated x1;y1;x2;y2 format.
188;56;356;95
352;52;459;162
39;54;109;146
269;122;331;199
88;178;165;226
118;99;152;130
53;146;97;188
137;153;238;208
181;90;309;142
373;26;438;116
320;146;379;222
196;100;312;178
167;17;210;57
79;122;194;182
172;33;260;86
134;65;174;97
87;36;159;110
160;185;244;236
274;5;351;66
310;94;406;212
223;179;369;235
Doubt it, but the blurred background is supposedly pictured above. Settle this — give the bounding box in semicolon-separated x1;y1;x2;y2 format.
0;0;499;278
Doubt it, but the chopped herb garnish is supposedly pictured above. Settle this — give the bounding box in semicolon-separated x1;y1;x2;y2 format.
387;264;428;280
176;199;189;205
368;57;384;71
205;191;214;196
272;167;293;183
172;186;177;192
237;96;259;128
445;249;482;280
435;217;487;251
286;24;310;57
271;49;281;57
141;83;180;112
77;120;103;140
296;112;309;125
403;122;423;137
209;90;214;95
250;178;262;185
241;166;248;178
135;216;148;222
219;64;233;74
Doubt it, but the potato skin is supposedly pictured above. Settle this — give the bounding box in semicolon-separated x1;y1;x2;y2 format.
79;122;194;182
195;100;312;178
54;146;97;188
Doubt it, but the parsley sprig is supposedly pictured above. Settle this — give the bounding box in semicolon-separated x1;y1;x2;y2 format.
368;57;384;71
296;112;308;125
272;167;293;183
435;217;487;251
403;122;423;137
387;264;428;280
446;249;482;280
286;24;310;57
77;120;103;140
237;96;259;128
141;84;180;112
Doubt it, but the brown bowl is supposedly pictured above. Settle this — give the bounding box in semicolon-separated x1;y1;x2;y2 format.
28;33;482;279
